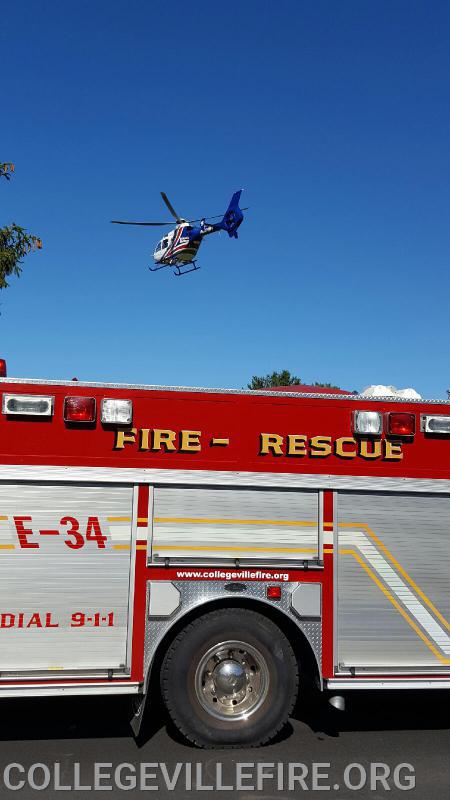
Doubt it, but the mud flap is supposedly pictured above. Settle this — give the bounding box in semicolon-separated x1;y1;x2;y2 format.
129;691;147;737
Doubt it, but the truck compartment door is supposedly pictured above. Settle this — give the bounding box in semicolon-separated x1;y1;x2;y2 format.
152;486;321;563
0;483;134;677
336;491;450;672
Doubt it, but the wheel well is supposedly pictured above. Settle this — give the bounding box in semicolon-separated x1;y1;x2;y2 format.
147;597;322;701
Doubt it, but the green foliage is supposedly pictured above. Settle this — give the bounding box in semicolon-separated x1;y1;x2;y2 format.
1;163;15;181
0;224;42;289
247;370;302;389
0;163;41;290
312;381;341;389
247;372;341;390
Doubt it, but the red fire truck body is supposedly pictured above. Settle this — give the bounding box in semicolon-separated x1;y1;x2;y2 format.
1;375;450;747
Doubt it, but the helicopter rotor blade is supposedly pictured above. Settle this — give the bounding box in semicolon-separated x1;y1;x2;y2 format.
111;220;174;226
160;192;183;222
111;204;250;226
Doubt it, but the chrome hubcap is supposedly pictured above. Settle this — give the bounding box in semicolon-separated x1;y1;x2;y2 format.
195;640;269;720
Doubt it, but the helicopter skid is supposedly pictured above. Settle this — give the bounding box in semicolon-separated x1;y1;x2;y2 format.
148;262;167;272
173;261;200;277
149;257;200;276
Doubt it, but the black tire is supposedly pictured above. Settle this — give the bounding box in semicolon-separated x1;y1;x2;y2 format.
160;607;299;748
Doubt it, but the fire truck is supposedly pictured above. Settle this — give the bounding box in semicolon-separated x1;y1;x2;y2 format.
1;366;450;747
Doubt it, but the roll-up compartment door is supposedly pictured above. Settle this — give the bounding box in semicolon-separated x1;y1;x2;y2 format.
152;486;320;562
336;491;450;671
0;483;134;676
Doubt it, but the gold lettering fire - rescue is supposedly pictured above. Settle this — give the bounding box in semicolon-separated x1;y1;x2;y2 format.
114;429;403;461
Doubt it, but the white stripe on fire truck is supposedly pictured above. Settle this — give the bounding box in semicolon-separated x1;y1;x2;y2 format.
339;529;450;657
108;525;130;541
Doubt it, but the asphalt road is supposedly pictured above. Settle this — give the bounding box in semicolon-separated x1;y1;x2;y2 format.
0;690;448;798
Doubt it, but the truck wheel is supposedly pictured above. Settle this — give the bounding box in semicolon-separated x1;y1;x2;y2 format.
160;607;299;748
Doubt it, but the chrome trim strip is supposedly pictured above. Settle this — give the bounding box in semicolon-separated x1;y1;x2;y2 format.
333;490;338;674
0;377;448;405
125;487;139;671
0;465;449;494
318;491;324;562
327;679;450;690
147;485;154;562
0;683;140;698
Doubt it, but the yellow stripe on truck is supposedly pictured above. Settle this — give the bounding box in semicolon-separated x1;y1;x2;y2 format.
154;517;317;527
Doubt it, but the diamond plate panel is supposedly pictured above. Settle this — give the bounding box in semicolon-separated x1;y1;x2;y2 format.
143;581;322;688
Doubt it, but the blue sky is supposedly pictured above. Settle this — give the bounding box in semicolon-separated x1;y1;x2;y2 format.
2;0;449;397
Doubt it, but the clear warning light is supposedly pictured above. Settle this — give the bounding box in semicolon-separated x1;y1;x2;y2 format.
2;394;54;416
353;410;383;435
421;415;450;434
101;398;133;425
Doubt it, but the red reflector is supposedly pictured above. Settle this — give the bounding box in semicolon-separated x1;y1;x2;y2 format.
0;359;6;377
64;396;96;422
266;585;282;600
388;412;415;436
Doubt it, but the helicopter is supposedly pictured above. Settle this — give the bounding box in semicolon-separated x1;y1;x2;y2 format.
111;190;246;276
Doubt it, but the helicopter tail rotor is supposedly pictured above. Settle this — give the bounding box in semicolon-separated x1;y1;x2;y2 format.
217;190;244;238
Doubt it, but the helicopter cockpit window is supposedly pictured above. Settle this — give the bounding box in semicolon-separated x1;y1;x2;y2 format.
162;239;168;249
155;242;161;252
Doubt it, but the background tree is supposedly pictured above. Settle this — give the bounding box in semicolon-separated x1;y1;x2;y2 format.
312;381;341;388
0;162;42;290
0;163;15;181
247;370;302;389
247;371;341;390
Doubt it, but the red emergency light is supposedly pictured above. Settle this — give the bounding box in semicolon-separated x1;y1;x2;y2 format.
0;359;6;377
64;396;96;423
387;412;415;437
266;585;282;600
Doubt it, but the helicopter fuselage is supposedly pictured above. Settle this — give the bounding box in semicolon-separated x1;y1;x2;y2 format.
153;222;214;267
